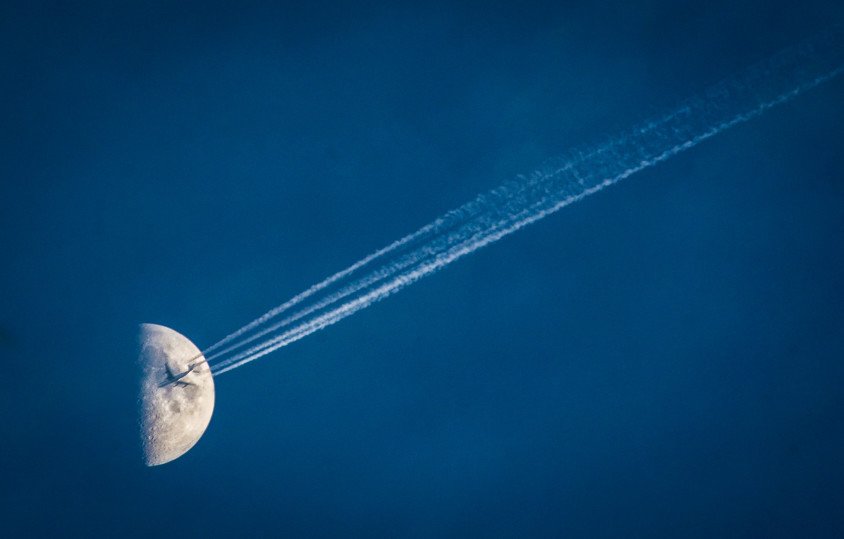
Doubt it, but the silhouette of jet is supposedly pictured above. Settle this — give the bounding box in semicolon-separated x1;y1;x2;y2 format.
159;359;206;388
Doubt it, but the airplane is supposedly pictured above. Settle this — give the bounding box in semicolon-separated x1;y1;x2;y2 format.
159;358;207;388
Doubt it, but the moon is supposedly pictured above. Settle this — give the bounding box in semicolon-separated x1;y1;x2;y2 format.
138;323;215;466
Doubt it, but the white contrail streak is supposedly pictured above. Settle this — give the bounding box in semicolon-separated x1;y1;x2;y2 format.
203;110;686;364
208;29;844;376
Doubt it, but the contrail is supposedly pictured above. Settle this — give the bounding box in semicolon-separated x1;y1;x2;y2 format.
208;29;844;376
203;108;687;365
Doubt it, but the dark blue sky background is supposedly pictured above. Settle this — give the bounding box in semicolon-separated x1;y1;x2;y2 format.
2;1;844;536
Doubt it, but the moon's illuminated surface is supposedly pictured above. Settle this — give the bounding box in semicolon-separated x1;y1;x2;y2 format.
138;323;214;466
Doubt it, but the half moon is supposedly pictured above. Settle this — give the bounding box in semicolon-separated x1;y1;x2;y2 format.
138;323;215;466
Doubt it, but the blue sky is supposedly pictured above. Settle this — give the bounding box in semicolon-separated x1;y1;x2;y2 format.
2;1;843;537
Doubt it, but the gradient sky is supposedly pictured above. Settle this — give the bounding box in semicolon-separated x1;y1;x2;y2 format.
2;1;844;537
